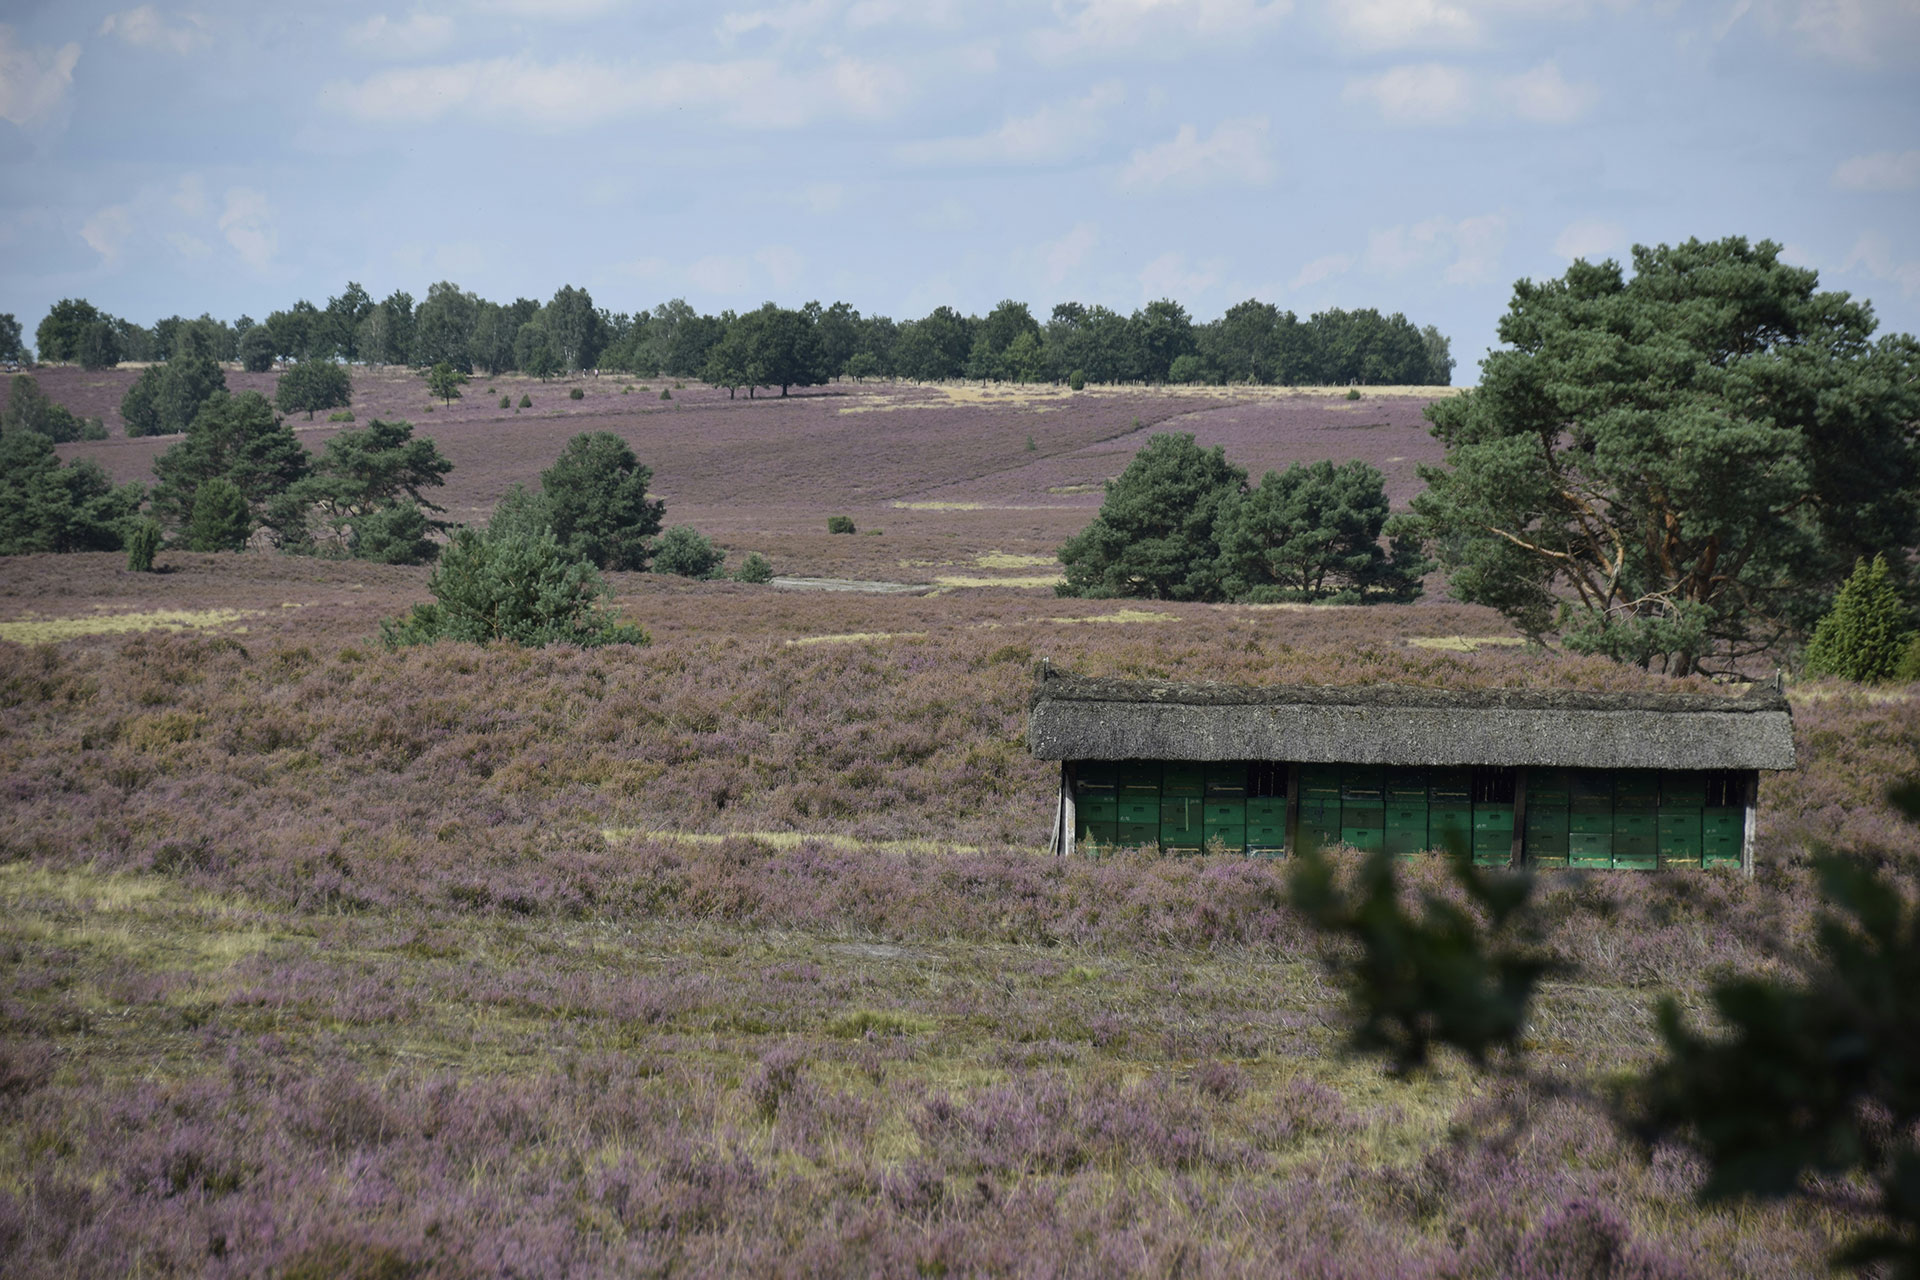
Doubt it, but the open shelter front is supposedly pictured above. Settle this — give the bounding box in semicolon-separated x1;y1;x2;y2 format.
1027;671;1797;873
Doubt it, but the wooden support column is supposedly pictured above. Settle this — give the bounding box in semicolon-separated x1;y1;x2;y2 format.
1061;761;1077;859
1741;769;1758;879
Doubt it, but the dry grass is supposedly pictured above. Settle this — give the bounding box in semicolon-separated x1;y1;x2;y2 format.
0;607;261;643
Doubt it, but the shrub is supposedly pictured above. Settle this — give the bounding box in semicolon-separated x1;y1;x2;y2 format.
125;519;161;572
347;502;438;565
1346;388;1361;401
380;526;648;649
1804;555;1917;683
426;361;466;405
1026;434;1037;452
519;394;532;408
500;395;511;409
660;389;672;400
733;551;774;583
1898;636;1920;683
827;516;856;535
652;525;724;578
0;431;139;554
78;417;107;440
569;387;584;401
184;478;251;552
327;410;355;423
1068;369;1086;391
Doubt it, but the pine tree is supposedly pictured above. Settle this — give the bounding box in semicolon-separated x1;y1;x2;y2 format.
1804;555;1917;683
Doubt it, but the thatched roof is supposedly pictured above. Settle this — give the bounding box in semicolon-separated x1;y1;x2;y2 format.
1027;673;1796;771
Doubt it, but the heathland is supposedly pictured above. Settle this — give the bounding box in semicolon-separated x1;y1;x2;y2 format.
3;368;1917;1276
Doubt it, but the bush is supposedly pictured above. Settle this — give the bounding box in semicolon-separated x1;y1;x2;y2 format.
827;516;856;535
569;387;584;401
184;478;251;552
1804;555;1917;683
1346;388;1361;401
126;519;161;572
380;526;648;649
1026;434;1037;452
733;551;773;583
0;432;139;554
78;417;107;440
327;410;354;423
1898;636;1920;683
652;525;724;578
348;502;438;565
1068;370;1086;391
519;394;532;408
660;389;671;400
499;395;511;409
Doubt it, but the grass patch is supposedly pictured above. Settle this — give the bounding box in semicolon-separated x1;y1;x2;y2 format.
0;608;260;643
784;631;929;646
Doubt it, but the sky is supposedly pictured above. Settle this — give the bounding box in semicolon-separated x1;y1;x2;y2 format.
1;0;1917;379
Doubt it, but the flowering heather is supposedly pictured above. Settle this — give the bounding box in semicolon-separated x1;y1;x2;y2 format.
1;381;1912;1275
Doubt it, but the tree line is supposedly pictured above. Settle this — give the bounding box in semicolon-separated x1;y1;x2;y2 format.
11;286;1454;391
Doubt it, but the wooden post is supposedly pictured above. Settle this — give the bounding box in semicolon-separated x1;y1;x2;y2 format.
1062;761;1077;859
1741;769;1758;879
1285;762;1302;855
1509;769;1528;868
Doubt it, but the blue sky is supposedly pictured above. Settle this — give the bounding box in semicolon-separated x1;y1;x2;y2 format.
2;0;1916;378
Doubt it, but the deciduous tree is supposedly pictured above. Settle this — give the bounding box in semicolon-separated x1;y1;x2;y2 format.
275;360;352;420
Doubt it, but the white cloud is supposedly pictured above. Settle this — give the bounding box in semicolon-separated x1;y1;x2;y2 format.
0;28;81;127
1034;0;1292;57
1042;222;1099;285
797;181;845;213
1774;0;1920;65
1117;116;1274;190
1833;149;1920;192
321;53;910;130
1343;59;1594;125
219;186;276;272
1341;63;1473;124
1364;214;1506;283
171;172;207;218
1843;231;1920;297
1138;251;1222;299
471;0;630;17
165;230;211;259
1446;213;1506;283
1290;253;1352;289
1500;59;1594;123
1553;216;1626;261
1333;0;1478;48
345;12;457;58
755;245;805;288
688;255;752;294
80;205;134;264
99;7;211;55
896;82;1123;166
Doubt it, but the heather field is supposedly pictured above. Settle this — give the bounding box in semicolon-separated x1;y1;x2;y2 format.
4;374;1920;1276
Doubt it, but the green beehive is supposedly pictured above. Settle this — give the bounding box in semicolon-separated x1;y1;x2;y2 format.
1246;796;1287;825
1472;805;1515;866
1075;761;1117;798
1702;807;1744;866
1299;764;1342;798
1340;765;1384;851
1119;761;1161;794
1525;769;1571;866
1205;763;1247;798
1162;762;1204;798
1428;768;1471;805
1078;794;1119;824
1660;771;1708;808
1569;831;1613;868
1160;790;1204;852
1613;770;1659;811
1116;821;1158;849
1203;822;1246;852
1570;770;1611;812
1203;798;1246;826
1386;767;1429;802
1340;826;1385;853
1247;821;1288;855
1385;816;1430;856
1116;793;1161;827
1528;768;1573;807
1077;815;1119;847
1428;807;1471;857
